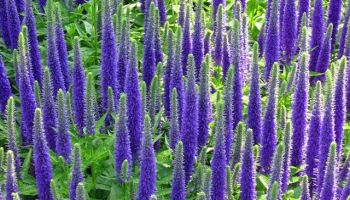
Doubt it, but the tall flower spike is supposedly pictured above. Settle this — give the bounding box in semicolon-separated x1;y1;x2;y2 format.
181;5;192;75
178;0;185;26
301;176;311;200
33;108;54;200
154;9;163;64
232;41;243;132
171;141;186;200
46;0;65;96
115;94;132;182
315;24;333;83
281;122;292;193
72;37;86;136
6;97;21;179
340;152;350;184
182;54;198;183
309;0;324;76
54;7;70;90
334;57;347;157
137;115;156;200
260;63;279;173
317;71;335;194
214;4;223;66
320;142;337;200
291;53;309;166
0;56;12;114
327;0;342;49
298;25;309;55
231;19;240;81
305;81;323;195
22;26;35;88
24;0;42;86
143;3;156;89
149;75;160;124
240;14;250;82
56;89;72;163
267;143;285;200
282;0;297;63
239;129;256;200
101;0;118;112
341;162;350;200
170;28;184;128
69;144;84;200
126;42;142;162
0;0;11;48
192;0;204;79
157;0;166;26
85;72;96;135
210;100;226;200
164;30;174;118
5;151;19;200
198;55;211;148
212;0;225;26
116;19;129;95
339;0;350;58
18;32;36;146
75;183;87;200
141;81;147;118
169;89;180;149
297;0;309;34
222;34;231;79
6;0;20;49
247;42;262;144
257;23;265;57
223;67;233;163
264;0;280;80
204;32;211;56
231;122;244;168
42;67;58;151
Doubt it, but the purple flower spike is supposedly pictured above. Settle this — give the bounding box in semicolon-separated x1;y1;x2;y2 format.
54;7;70;90
333;57;347;157
260;63;279;173
126;42;142;162
210;100;226;200
55;89;72;163
309;0;323;76
137;115;156;200
198;55;211;148
115;94;132;183
143;3;156;89
18;33;36;146
247;43;262;144
315;24;333;83
181;5;192;75
291;53;309;166
264;0;280;81
46;0;65;96
320;143;337;200
171;141;186;200
282;0;297;63
327;0;342;50
101;0;118;112
72;37;86;137
317;71;335;194
42;68;58;151
181;55;198;183
164;30;174;118
24;0;42;86
192;0;204;79
6;0;21;50
5;151;19;200
33;108;54;200
0;56;12;114
305;81;323;195
239;129;256;200
69;144;84;200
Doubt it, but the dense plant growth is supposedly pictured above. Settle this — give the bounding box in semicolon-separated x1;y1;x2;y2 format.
1;0;350;199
